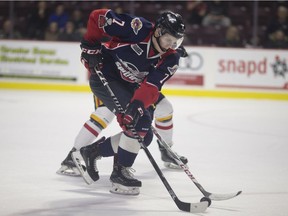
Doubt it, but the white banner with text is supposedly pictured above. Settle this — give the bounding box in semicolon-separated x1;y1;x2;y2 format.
1;40;287;92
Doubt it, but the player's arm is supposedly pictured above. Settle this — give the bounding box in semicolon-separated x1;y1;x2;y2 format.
83;9;110;43
80;9;110;71
81;9;152;71
84;9;151;43
134;51;180;106
119;52;180;127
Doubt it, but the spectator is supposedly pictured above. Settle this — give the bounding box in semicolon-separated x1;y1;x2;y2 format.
186;0;208;25
245;36;263;48
264;29;288;49
0;19;22;39
27;1;50;40
44;21;59;41
58;21;81;41
48;4;69;31
70;8;87;38
114;6;124;14
266;6;288;41
218;25;244;47
77;27;87;38
202;0;231;28
71;9;85;29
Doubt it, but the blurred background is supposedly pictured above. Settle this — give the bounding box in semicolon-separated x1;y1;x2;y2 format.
0;1;288;100
1;0;288;49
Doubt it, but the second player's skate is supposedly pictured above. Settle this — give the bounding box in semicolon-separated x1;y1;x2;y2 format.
157;140;188;169
56;148;81;176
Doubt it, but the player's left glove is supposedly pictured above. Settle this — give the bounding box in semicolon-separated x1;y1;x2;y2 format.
177;45;188;58
117;100;145;131
80;39;103;70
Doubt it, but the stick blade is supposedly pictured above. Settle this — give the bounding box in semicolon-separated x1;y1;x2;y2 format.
209;190;242;201
175;198;208;213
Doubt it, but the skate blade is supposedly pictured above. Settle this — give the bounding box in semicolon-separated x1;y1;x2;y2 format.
71;151;94;185
164;162;189;170
110;183;140;196
56;165;81;177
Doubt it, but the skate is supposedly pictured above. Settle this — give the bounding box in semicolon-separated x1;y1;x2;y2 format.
56;148;81;177
72;137;105;184
110;163;142;195
157;140;188;169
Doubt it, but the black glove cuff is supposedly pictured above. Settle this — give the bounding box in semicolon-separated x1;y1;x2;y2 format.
123;100;145;127
130;100;145;116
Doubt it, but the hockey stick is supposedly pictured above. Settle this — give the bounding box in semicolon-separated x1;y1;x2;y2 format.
152;121;242;201
92;66;208;213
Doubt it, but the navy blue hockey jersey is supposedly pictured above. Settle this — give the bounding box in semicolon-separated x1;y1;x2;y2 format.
83;9;181;107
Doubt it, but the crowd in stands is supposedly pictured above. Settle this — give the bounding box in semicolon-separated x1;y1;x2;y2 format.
0;1;288;49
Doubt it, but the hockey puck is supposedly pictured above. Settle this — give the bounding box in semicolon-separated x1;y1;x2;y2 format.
200;197;212;207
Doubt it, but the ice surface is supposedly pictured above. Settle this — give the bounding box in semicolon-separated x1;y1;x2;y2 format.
0;89;287;216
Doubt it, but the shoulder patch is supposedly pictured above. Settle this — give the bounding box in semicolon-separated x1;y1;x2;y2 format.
98;15;112;28
131;18;143;35
131;44;144;56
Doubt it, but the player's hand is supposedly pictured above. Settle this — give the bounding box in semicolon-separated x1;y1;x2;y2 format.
117;100;144;130
80;39;103;70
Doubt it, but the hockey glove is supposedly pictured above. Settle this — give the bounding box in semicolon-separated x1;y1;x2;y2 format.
80;39;103;71
177;45;188;58
117;100;145;131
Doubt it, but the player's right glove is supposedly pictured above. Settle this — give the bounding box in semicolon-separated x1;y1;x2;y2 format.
117;100;145;131
80;39;103;70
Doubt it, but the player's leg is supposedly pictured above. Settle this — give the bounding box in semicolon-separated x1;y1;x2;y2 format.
154;93;188;169
73;132;121;182
110;112;153;195
57;96;114;176
82;79;153;194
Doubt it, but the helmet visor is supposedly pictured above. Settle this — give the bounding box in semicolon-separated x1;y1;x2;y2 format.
159;33;184;50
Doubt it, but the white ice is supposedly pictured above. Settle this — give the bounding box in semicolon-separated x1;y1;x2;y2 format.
0;89;287;216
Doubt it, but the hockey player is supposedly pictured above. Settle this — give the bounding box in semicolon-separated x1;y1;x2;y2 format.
57;47;188;176
72;9;186;195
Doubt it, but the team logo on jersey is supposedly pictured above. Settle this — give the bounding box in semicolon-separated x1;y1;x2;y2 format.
130;18;142;35
98;15;112;28
167;65;178;75
115;56;148;83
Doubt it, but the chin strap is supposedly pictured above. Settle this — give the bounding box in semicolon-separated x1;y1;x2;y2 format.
153;31;167;53
156;36;167;52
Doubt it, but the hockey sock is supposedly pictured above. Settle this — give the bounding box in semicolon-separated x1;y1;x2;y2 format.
74;120;101;150
154;97;174;146
74;107;114;150
98;133;121;157
155;117;173;147
118;133;141;167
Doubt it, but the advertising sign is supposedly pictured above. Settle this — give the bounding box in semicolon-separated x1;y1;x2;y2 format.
215;49;288;90
0;40;86;83
1;40;287;92
166;48;209;87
